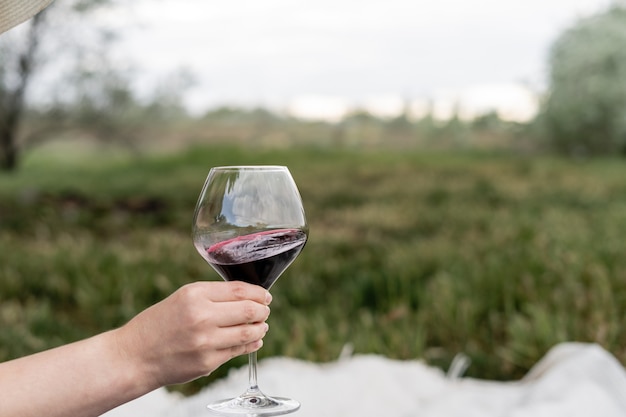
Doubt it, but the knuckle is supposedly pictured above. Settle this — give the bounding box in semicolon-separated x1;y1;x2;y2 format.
242;301;257;322
188;330;210;350
178;282;202;301
230;281;248;299
239;326;253;343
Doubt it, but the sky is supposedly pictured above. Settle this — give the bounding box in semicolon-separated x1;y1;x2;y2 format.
104;0;615;121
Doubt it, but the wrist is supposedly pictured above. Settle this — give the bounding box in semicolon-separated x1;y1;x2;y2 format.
107;325;161;397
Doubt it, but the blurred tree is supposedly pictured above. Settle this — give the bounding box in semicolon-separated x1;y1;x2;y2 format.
336;109;383;147
46;66;193;153
541;5;626;156
414;100;440;141
0;0;192;171
0;10;47;171
471;111;503;131
0;0;120;171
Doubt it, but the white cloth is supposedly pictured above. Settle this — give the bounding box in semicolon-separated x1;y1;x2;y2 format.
102;342;626;417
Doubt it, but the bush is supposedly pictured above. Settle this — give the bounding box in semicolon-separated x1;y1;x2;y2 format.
541;6;626;156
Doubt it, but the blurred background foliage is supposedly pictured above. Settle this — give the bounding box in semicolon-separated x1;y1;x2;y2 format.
3;2;626;170
2;0;626;396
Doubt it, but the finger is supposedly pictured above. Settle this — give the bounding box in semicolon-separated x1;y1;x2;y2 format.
224;339;265;360
212;300;270;327
207;281;272;305
212;322;269;350
209;338;265;369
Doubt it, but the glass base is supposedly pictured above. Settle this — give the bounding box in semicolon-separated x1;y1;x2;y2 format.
207;388;300;416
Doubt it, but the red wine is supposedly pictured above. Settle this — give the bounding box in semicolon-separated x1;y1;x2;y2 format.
204;229;307;289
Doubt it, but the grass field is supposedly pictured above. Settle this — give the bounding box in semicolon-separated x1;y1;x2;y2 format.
1;143;625;394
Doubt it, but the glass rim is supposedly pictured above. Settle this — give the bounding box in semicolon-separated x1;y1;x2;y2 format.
209;165;289;171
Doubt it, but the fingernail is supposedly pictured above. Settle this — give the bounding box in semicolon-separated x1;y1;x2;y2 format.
265;291;272;305
264;322;269;332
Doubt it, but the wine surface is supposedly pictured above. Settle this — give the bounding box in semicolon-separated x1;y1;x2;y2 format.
205;229;307;289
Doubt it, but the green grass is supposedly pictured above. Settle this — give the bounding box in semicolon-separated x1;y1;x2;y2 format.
1;144;626;394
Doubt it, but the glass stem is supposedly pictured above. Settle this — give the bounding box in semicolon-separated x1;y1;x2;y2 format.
248;351;259;392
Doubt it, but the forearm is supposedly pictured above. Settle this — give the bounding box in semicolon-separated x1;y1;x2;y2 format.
0;329;155;417
0;281;271;417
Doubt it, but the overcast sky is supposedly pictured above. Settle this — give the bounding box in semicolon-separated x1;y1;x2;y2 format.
107;0;614;120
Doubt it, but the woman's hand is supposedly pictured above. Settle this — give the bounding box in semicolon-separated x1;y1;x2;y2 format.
114;281;272;388
0;281;271;417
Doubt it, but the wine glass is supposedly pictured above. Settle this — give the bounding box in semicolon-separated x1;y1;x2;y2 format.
192;165;308;416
